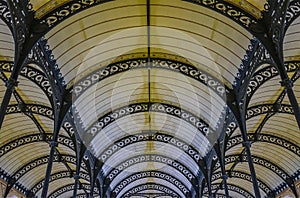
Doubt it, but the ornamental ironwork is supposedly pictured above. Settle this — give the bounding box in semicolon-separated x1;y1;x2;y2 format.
183;0;259;28
204;184;254;198
31;171;90;193
211;171;272;194
122;183;179;198
0;1;11;27
72;58;228;100
246;104;294;119
227;133;300;157
37;0;114;27
112;171;190;196
85;102;211;142
220;155;290;181
48;183;99;198
98;132;202;166
0;134;74;158
13;155;78;181
105;154;195;183
5;104;54;119
285;0;300;28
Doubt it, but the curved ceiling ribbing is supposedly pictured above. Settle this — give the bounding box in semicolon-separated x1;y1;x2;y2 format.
0;0;299;198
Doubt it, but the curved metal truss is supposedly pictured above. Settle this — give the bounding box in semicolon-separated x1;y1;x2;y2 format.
105;154;196;184
110;171;191;197
31;171;90;194
220;155;294;185
121;182;180;198
211;170;272;195
48;183;99;198
99;131;202;165
205;183;255;198
0;133;74;158
227;133;300;157
84;102;212;144
72;57;229;100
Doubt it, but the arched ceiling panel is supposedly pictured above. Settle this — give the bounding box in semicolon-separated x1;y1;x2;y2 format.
226;177;263;197
0;114;38;144
261;113;299;144
150;0;252;86
0;0;299;197
250;142;300;176
248;75;283;107
15;75;51;106
45;0;147;87
0;142;50;175
19;163;67;190
284;16;300;61
0;19;14;61
46;178;78;198
74;68;225;131
234;162;284;189
89;115;210;159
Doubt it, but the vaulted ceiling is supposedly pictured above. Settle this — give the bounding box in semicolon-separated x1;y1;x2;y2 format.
0;0;299;198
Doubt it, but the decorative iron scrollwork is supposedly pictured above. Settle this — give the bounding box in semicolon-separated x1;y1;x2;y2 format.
113;171;189;196
106;154;195;183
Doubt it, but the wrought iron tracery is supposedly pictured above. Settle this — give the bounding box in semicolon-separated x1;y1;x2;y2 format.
31;171;90;194
84;102;213;144
226;133;300;157
121;183;180;198
104;154;196;184
97;132;203;165
47;183;99;198
204;183;255;198
211;170;272;195
110;171;191;197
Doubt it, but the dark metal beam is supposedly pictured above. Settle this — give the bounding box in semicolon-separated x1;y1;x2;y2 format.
30;171;89;194
212;170;273;195
110;171;191;197
84;102;213;144
220;154;295;190
205;183;255;198
121;183;180;198
47;183;99;198
252;0;300;128
104;154;197;190
0;0;46;129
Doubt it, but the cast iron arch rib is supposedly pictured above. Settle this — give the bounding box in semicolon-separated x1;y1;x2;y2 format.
121;182;180;198
31;171;90;194
97;131;204;167
110;171;191;197
71;57;229;101
285;0;300;30
211;170;272;195
83;102;213;144
104;153;196;184
0;133;74;158
220;155;295;190
226;133;300;157
205;183;255;198
0;61;53;103
47;183;99;198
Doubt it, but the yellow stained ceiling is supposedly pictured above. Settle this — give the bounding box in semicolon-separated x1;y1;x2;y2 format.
31;0;267;19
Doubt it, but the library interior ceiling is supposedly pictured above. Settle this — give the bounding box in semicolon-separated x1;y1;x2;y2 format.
0;0;299;197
